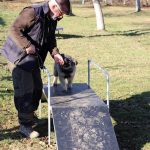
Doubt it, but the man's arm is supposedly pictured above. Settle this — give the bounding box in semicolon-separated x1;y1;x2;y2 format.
9;7;36;51
47;21;64;65
47;21;59;57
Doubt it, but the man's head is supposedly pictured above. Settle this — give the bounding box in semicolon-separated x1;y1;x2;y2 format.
55;0;70;15
49;0;70;21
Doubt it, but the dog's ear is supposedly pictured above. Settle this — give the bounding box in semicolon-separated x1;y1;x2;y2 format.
61;53;65;60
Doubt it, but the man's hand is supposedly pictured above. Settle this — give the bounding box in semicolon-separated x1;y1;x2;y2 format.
25;45;36;54
54;54;64;65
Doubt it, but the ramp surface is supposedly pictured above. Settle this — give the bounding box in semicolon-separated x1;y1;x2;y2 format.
43;83;119;150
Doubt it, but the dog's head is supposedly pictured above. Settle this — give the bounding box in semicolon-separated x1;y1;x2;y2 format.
60;54;78;72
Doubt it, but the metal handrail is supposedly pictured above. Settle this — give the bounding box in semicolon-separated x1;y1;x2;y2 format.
88;60;110;108
43;66;51;146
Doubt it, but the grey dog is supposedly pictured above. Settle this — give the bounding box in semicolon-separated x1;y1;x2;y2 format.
53;54;78;91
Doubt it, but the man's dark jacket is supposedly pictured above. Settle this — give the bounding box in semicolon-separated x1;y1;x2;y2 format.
1;2;58;65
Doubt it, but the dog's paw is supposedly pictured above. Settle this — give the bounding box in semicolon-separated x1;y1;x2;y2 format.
61;85;67;92
67;84;72;91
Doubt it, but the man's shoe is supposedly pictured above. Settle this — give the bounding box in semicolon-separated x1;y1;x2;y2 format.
19;125;39;138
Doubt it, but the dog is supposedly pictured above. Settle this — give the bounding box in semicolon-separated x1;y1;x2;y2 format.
53;54;78;92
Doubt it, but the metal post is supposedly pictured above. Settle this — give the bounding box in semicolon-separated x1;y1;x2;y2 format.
106;76;110;108
43;67;51;146
88;60;91;88
47;70;51;146
39;100;42;119
88;60;110;109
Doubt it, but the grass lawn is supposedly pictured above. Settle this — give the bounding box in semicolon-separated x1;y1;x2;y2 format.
0;2;150;150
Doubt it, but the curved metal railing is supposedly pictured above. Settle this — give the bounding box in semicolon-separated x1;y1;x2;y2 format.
88;60;110;109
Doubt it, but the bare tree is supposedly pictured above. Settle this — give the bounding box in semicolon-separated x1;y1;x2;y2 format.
123;0;128;5
92;0;105;30
145;0;149;6
104;0;113;5
69;0;75;16
69;2;73;15
82;0;85;4
136;0;141;12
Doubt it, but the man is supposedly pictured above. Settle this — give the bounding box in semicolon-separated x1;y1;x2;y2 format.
1;0;70;138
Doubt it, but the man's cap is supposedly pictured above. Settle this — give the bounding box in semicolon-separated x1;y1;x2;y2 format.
55;0;70;15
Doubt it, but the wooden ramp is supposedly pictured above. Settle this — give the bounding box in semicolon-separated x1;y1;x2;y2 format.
43;83;119;150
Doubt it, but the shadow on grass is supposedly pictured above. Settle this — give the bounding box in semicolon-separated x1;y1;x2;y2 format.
104;10;150;17
0;118;54;141
0;89;13;99
0;17;6;26
69;13;76;16
56;33;84;39
88;28;150;37
114;28;150;36
78;10;150;19
56;28;150;40
0;126;23;141
110;91;150;150
104;12;136;17
0;76;12;81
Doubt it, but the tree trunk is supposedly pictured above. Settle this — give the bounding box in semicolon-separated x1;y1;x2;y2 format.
69;0;75;16
104;0;113;5
136;0;141;12
143;0;149;6
70;3;73;14
92;0;105;30
82;0;85;4
123;0;126;5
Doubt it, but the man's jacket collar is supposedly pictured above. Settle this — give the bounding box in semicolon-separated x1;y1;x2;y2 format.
42;2;49;14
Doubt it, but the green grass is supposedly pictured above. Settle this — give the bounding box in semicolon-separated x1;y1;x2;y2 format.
0;2;150;150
